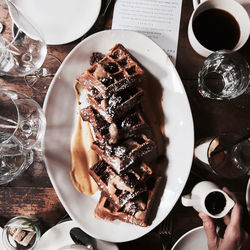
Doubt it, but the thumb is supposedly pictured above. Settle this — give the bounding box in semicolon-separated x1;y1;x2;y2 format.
199;212;217;250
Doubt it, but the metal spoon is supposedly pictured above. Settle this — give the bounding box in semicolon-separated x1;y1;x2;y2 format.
70;227;96;250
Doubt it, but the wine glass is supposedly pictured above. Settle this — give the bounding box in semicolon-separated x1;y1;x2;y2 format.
0;89;46;185
10;23;61;90
0;0;47;77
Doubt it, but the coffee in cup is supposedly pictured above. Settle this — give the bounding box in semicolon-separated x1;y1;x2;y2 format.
188;0;250;57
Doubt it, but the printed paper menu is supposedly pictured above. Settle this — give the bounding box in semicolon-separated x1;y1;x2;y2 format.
112;0;183;65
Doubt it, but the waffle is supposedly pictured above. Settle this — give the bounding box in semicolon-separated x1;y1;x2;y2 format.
91;134;156;173
89;52;104;65
78;43;145;98
87;85;143;123
94;175;162;227
74;43;163;227
80;105;149;144
89;160;152;208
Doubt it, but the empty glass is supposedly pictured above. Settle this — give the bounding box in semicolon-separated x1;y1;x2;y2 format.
0;0;62;91
0;0;47;77
198;50;250;100
0;89;46;185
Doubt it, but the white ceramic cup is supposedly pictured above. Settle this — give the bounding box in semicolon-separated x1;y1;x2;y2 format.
181;181;235;218
188;0;250;57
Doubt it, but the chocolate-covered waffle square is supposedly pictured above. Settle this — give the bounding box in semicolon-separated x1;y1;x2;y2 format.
78;43;145;98
89;160;152;208
94;175;162;227
80;105;149;144
87;85;143;123
91;134;156;174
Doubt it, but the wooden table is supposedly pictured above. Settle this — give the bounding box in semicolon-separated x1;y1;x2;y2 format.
0;0;249;249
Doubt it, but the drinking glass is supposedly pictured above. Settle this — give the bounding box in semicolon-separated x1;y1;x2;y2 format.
194;133;250;179
0;0;47;77
207;133;250;179
2;216;41;250
0;89;46;185
198;50;250;100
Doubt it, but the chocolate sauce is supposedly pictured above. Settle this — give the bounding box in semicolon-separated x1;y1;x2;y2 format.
205;191;226;215
90;52;104;65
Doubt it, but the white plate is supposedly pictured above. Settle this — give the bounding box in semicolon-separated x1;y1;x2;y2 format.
10;0;101;45
35;220;118;250
43;29;194;242
0;227;4;249
246;178;250;215
171;226;208;250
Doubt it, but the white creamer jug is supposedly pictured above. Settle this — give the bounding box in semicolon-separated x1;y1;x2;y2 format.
181;181;235;218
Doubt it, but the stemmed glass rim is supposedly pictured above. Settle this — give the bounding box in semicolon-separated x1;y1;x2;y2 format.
0;88;46;152
0;89;20;148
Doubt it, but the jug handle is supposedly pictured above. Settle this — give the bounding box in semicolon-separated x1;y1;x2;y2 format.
181;194;193;207
225;193;235;211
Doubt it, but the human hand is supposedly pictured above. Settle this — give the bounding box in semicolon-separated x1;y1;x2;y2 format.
199;187;250;250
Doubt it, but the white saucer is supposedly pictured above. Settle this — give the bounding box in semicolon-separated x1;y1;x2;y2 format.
10;0;101;45
171;226;208;250
246;178;250;215
35;220;118;250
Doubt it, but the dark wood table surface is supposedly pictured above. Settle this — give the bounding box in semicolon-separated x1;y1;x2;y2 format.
0;0;250;249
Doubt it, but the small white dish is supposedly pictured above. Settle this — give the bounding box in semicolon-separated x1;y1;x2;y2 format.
10;0;101;45
171;226;208;250
246;178;250;215
35;220;118;250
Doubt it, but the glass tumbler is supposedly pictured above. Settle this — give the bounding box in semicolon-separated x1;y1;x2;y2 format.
0;89;46;185
207;133;250;179
198;50;250;100
2;216;41;250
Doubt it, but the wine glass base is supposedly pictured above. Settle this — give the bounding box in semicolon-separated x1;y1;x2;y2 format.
24;54;61;90
0;150;33;185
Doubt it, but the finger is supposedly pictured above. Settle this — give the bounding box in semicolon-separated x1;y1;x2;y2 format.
199;212;217;249
222;187;242;228
223;214;230;225
228;202;242;229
